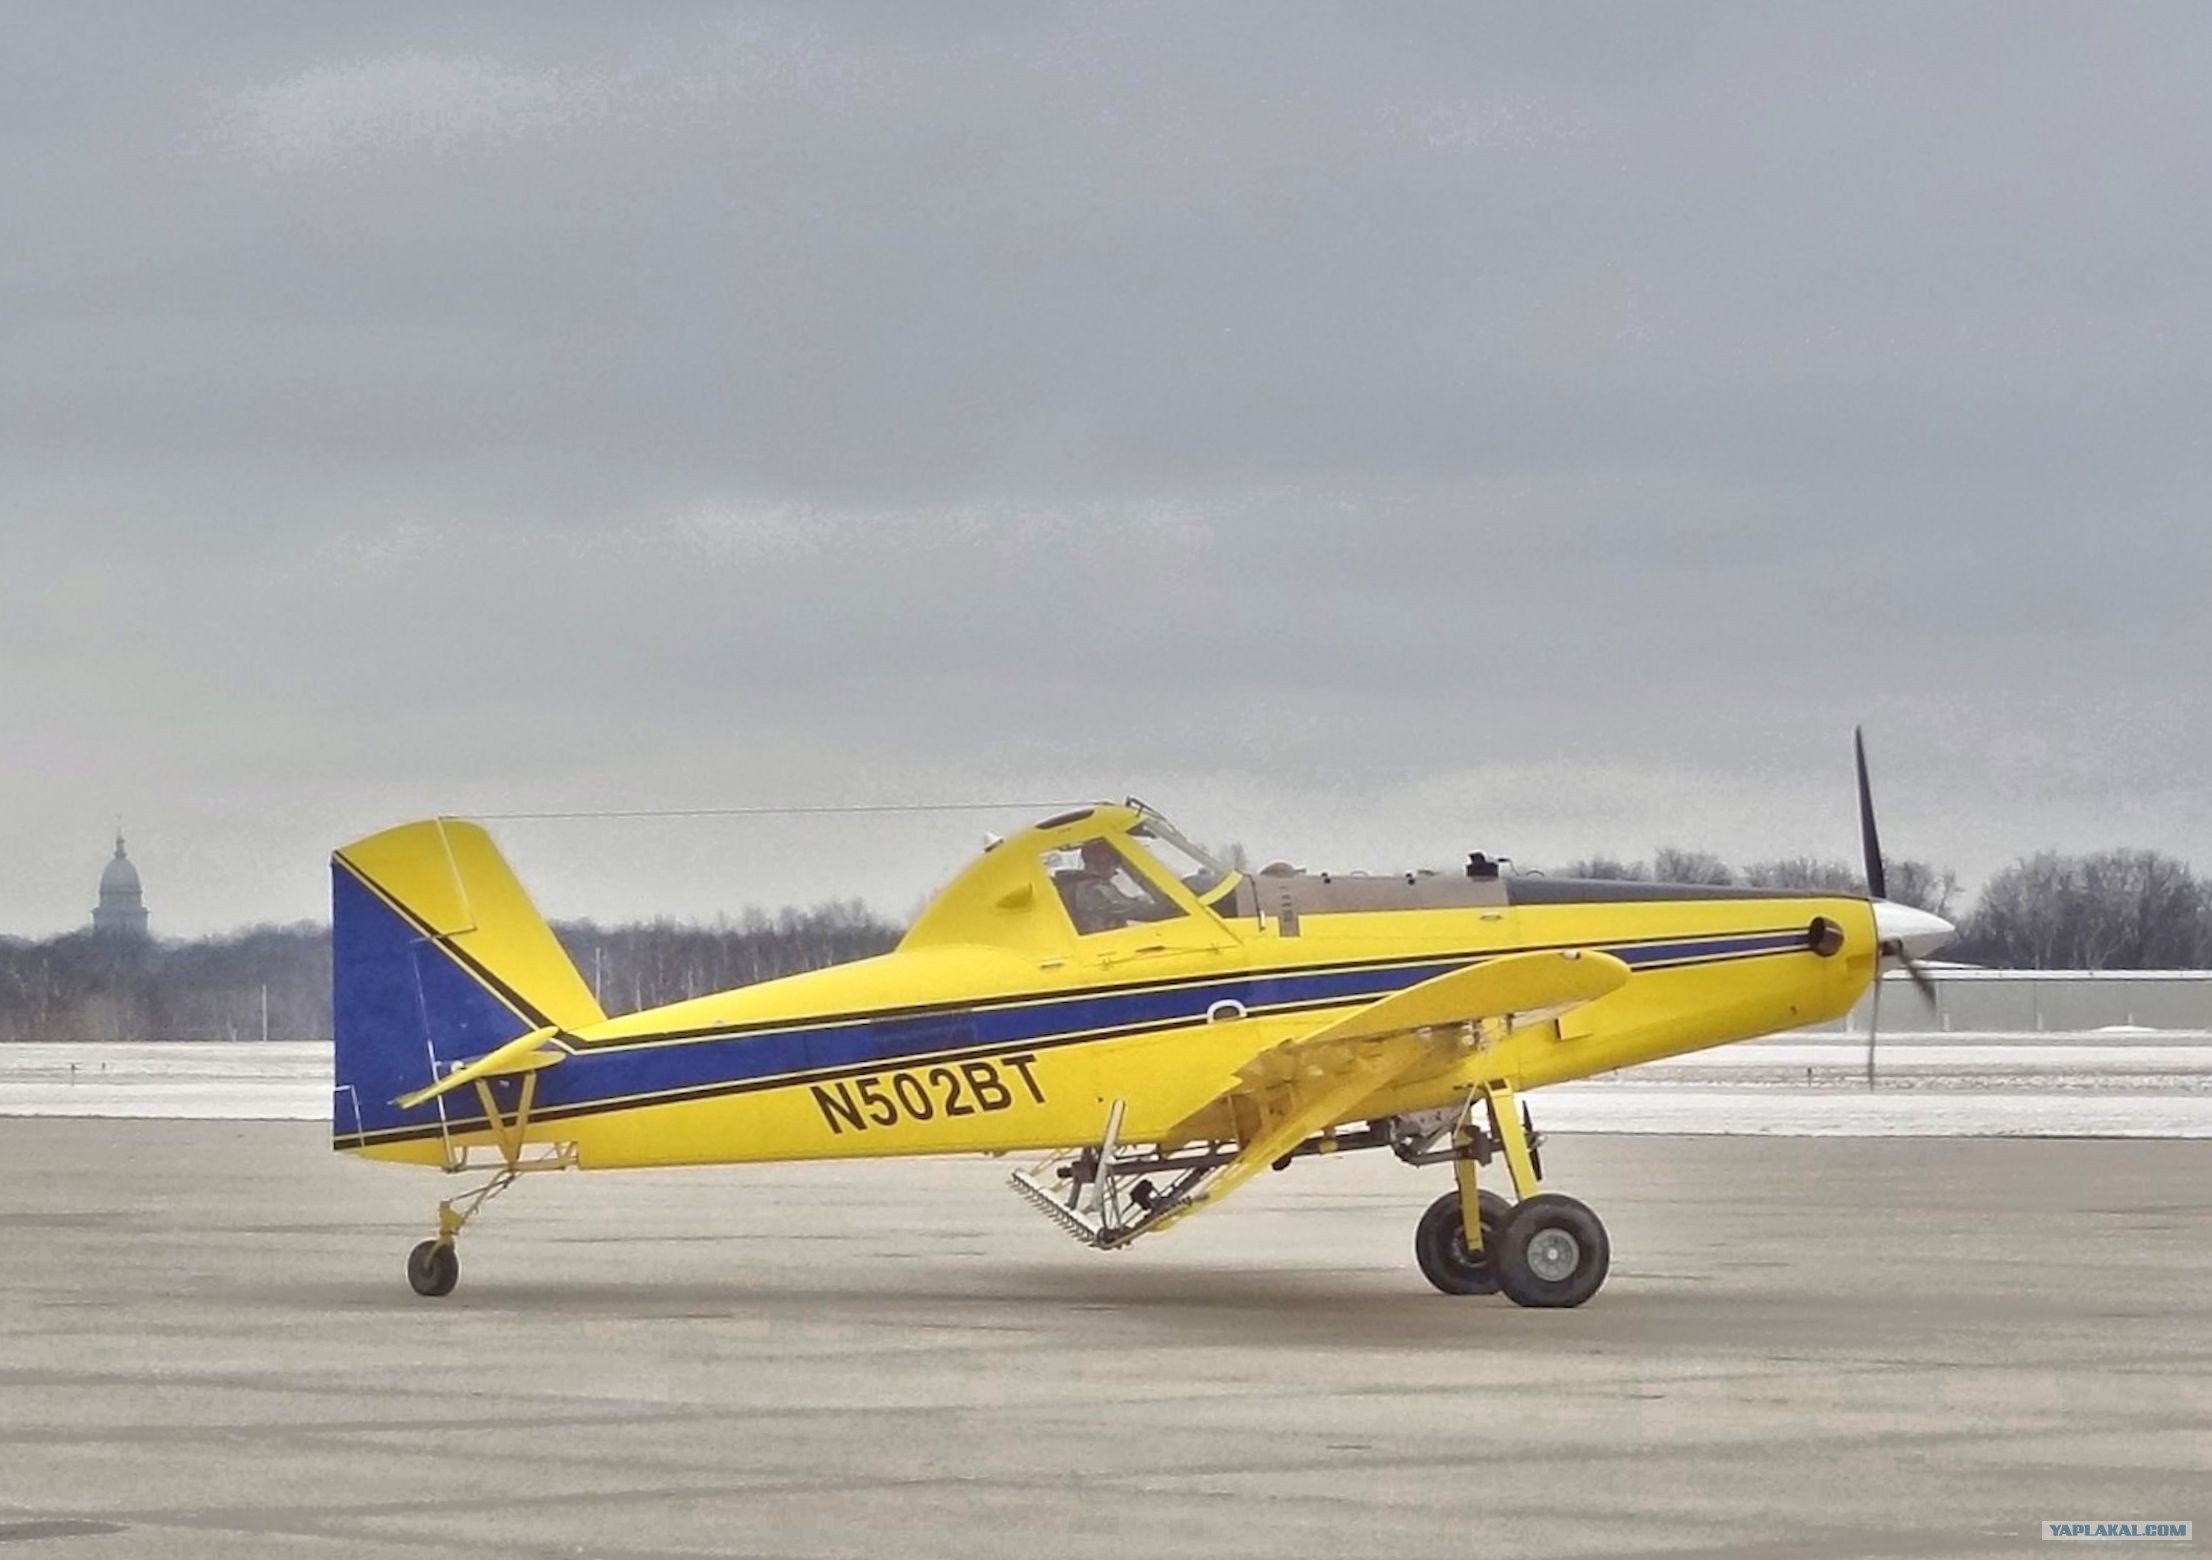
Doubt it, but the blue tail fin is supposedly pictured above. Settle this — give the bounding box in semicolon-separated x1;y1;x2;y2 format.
330;819;602;1153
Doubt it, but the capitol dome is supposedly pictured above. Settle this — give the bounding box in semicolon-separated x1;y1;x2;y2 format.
100;847;141;895
92;831;149;938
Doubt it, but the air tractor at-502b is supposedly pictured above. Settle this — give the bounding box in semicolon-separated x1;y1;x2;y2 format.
330;733;1949;1305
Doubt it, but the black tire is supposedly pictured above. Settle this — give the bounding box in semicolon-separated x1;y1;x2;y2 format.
1494;1193;1609;1309
1413;1189;1514;1296
407;1239;459;1298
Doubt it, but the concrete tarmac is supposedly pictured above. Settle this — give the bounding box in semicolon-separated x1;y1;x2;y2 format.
1;1121;2206;1558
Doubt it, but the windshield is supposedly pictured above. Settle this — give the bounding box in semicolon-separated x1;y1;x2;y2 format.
1127;818;1234;900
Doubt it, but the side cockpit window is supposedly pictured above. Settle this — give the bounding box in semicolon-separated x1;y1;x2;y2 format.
1043;838;1186;935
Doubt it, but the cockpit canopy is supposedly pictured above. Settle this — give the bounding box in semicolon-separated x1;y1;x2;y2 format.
1037;816;1234;935
901;802;1240;954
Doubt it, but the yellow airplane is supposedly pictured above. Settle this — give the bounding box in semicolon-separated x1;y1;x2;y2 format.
333;741;1952;1305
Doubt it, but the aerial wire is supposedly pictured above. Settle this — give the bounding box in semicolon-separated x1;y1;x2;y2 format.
464;800;1086;822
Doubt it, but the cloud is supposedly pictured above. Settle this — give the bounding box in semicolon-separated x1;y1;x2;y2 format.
2;3;2208;933
199;19;870;172
215;52;584;170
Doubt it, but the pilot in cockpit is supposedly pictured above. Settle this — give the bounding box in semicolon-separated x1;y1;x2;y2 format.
1064;840;1144;934
1054;838;1168;935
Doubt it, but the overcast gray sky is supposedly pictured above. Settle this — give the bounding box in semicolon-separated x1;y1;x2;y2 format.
5;3;2208;936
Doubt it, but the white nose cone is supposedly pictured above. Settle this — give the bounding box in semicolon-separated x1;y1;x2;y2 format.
1873;899;1955;960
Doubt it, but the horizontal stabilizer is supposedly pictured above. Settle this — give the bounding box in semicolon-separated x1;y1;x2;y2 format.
392;1025;570;1110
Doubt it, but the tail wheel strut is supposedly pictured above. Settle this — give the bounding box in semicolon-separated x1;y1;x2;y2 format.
404;1073;574;1299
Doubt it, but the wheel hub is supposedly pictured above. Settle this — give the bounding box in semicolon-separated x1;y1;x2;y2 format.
1526;1226;1581;1282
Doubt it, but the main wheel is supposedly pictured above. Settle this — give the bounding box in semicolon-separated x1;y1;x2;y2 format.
1413;1188;1514;1296
1494;1193;1609;1308
407;1239;459;1298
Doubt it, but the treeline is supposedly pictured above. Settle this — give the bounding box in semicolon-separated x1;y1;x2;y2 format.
552;904;900;1015
1551;847;2212;969
0;924;333;1044
3;849;2206;1041
0;902;901;1044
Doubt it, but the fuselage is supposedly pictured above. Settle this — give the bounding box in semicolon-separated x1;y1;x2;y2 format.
348;804;1880;1169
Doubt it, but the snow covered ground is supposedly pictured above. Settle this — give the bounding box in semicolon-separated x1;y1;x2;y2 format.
0;1042;329;1121
1536;1082;2212;1137
2;1034;2209;1136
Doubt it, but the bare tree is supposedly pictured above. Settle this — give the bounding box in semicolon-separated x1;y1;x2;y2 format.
1556;855;1652;881
0;903;906;1041
1650;847;1735;886
1880;858;1961;920
1957;850;2211;969
554;901;902;1018
6;843;2207;1038
1739;857;1864;894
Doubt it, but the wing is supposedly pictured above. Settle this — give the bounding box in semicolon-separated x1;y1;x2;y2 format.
1014;948;1629;1247
1234;946;1631;1088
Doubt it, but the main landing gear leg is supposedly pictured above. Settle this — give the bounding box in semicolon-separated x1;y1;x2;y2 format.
1486;1080;1542;1202
1486;1081;1610;1308
1413;1083;1612;1307
1413;1102;1512;1295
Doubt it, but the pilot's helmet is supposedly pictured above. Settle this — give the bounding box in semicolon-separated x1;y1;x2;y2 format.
1080;839;1119;875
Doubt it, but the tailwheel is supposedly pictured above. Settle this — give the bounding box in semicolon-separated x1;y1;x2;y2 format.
406;1239;459;1299
1413;1188;1514;1296
401;1155;548;1299
1494;1192;1609;1309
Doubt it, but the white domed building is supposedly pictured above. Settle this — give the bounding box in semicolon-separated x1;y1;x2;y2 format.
92;831;149;938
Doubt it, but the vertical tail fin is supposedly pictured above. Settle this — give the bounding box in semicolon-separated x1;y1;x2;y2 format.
331;819;603;1152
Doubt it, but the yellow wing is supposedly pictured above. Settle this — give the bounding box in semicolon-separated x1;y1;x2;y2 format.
1016;948;1630;1247
1234;946;1632;1087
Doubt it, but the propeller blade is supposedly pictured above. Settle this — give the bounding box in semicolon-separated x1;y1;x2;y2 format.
1855;725;1887;902
1900;952;1938;1002
1865;961;1882;1091
1856;726;1952;1088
